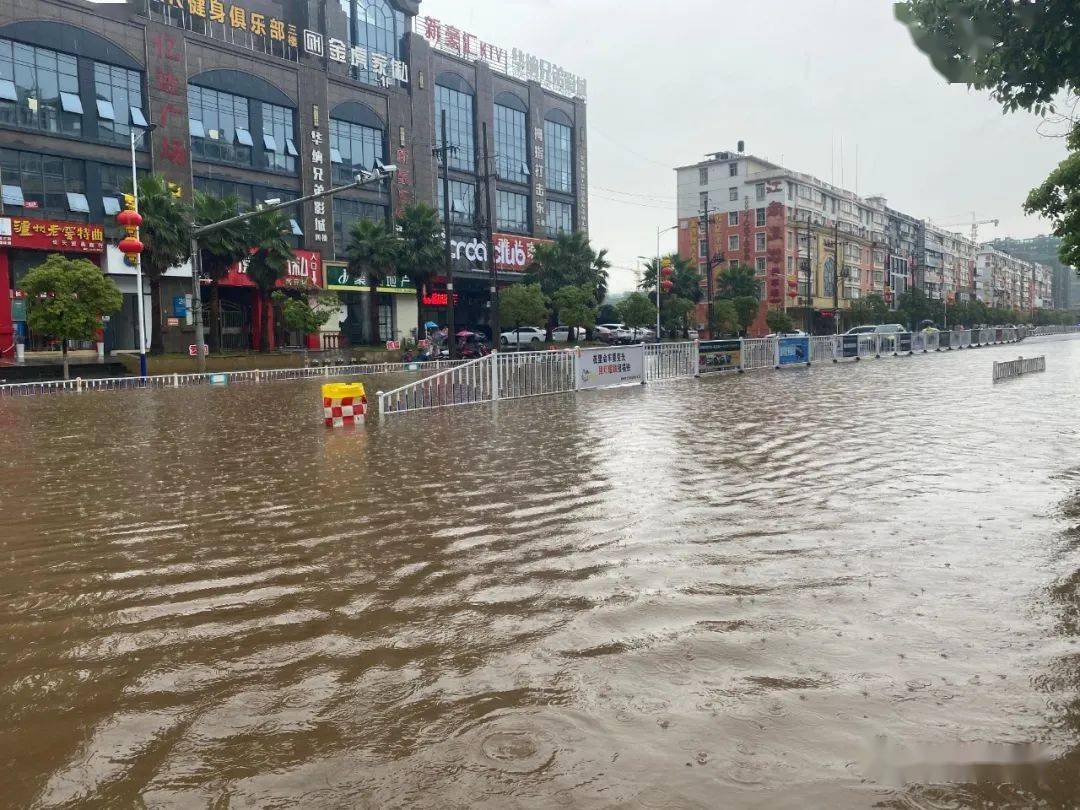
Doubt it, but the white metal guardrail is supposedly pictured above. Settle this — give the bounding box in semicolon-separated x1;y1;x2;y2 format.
496;350;576;399
993;355;1046;382
810;336;837;363
0;359;461;398
377;355;493;414
645;342;696;382
740;338;776;371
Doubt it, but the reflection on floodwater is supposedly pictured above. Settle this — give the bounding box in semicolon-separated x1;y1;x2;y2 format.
2;338;1080;808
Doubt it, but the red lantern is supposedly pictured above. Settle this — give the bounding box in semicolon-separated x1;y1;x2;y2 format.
116;209;142;229
118;236;144;255
661;279;675;294
660;266;674;279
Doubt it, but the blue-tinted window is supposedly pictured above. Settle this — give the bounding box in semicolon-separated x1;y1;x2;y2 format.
547;199;573;236
544;119;573;193
330;118;384;185
435;84;475;172
495;104;528;185
497;190;529;233
260;102;296;173
437;179;476;226
94;62;144;147
333;198;387;256
0;38;80;137
188;85;251;166
339;0;406;86
0;147;86;221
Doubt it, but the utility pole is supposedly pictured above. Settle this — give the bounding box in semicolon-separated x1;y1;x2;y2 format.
702;193;714;337
480;121;499;345
435;110;457;358
833;220;840;334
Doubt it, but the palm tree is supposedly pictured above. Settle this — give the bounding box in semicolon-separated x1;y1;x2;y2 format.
246;210;293;352
525;231;608;340
715;262;760;300
592;248;611;304
194;192;250;352
137;174;191;354
345;218;398;345
395;203;443;341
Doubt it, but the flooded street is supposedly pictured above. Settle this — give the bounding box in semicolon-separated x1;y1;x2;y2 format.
4;337;1080;808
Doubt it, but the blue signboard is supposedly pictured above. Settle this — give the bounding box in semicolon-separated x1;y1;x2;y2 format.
778;336;810;366
172;295;187;317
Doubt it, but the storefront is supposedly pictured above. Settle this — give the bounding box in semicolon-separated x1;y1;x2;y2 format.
419;232;550;338
216;249;324;351
0;217;106;357
324;260;417;347
102;245;197;354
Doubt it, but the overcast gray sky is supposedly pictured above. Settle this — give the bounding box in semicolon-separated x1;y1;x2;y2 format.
421;0;1067;292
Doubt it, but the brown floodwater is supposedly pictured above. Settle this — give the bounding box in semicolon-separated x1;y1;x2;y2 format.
3;337;1080;808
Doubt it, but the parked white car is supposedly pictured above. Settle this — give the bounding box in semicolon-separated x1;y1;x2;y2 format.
551;326;587;342
500;326;546;347
844;323;907;336
596;323;624;343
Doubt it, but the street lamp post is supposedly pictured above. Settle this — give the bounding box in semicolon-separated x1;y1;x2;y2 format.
647;224;679;343
189;166;397;373
129;123;157;378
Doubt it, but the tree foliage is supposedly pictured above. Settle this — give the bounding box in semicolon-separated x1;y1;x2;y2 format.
597;303;620;324
194;192;249;352
20;254;123;379
346;217;399;344
499;283;549;331
551;284;597;336
137;174;191;354
396;203;444;339
271;291;335;343
710;298;738;336
849;293;890;325
525;232;609;339
247;210;294;352
715;263;760;300
733;296;760;335
765;308;795;334
617;292;657;330
1025;127;1080;270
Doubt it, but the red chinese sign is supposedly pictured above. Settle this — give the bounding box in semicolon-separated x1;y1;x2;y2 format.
221;249;323;289
493;233;548;273
0;217;104;253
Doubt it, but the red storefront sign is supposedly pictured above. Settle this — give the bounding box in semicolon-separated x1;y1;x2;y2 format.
221;249;323;289
493;233;547;273
0;217;105;253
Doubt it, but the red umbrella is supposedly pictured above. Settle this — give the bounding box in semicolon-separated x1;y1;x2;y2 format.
456;330;475;337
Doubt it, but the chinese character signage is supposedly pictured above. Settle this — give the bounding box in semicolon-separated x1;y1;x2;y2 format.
301;31;408;87
308;105;329;245
414;16;586;100
221;249;323;288
145;0;299;62
577;346;643;389
533;126;546;224
493;233;546;272
778;336;810;367
0;218;104;253
698;339;741;373
146;22;191;201
324;261;416;294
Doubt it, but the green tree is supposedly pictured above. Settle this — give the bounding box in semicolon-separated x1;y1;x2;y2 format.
271;291;335;360
641;255;703;338
20;255;123;379
896;287;933;329
346;217;398;345
711;298;738;336
597;302;620;324
849;294;889;326
137;174;191;354
897;1;1080;269
551;284;597;340
765;308;794;335
525;232;609;339
618;292;657;331
499;283;549;343
715;263;760;300
247;210;294;352
395;203;444;341
194;192;250;353
662;296;696;338
733;296;760;336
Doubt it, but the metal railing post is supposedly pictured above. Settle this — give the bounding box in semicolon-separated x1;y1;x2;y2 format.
490;351;500;401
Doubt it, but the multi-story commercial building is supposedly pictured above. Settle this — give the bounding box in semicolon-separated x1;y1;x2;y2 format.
676;147;889;334
0;0;587;357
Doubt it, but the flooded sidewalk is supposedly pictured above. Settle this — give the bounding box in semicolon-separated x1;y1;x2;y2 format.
2;336;1079;808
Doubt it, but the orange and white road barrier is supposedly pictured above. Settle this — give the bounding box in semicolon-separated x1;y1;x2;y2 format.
322;382;366;427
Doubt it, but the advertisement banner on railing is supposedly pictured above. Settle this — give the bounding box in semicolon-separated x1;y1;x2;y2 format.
577;346;643;389
698;339;741;373
778;336;810;366
899;333;912;353
841;334;859;358
939;331;952;349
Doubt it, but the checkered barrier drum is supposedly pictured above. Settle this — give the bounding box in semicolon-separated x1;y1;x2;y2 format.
321;382;367;428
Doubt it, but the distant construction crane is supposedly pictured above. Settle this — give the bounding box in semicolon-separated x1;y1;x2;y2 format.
933;211;1000;245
